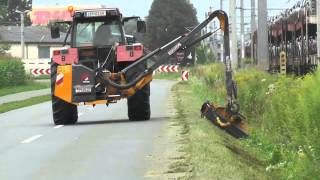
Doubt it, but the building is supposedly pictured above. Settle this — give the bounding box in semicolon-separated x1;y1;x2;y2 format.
0;26;66;60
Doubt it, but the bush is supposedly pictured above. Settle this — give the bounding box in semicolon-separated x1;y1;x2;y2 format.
195;44;216;64
0;44;11;55
0;59;27;87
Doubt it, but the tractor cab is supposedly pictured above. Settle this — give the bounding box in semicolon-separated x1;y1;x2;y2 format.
71;8;125;47
50;8;146;71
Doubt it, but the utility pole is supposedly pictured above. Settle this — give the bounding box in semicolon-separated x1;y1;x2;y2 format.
229;0;238;68
257;0;268;69
220;0;224;62
317;0;320;61
251;0;256;64
16;10;30;59
240;0;245;67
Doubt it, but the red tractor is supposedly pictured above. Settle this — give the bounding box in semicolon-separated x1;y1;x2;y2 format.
50;7;246;137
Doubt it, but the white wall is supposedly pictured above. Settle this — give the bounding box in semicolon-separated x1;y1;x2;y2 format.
2;43;67;59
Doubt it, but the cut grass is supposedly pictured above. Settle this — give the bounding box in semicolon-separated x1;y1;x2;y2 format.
171;81;271;180
0;81;50;97
0;95;51;113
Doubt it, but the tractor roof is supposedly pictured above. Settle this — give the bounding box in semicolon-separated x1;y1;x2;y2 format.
74;8;122;19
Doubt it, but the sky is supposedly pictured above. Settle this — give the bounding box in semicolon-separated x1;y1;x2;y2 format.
33;0;298;23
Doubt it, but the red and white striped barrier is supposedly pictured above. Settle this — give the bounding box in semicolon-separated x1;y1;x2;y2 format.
22;59;51;76
158;65;179;73
31;68;51;76
182;70;189;81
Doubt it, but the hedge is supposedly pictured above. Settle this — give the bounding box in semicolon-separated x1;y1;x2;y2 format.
0;59;27;87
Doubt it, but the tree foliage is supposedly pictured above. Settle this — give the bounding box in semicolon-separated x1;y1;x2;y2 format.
145;0;198;50
1;0;32;25
0;0;7;23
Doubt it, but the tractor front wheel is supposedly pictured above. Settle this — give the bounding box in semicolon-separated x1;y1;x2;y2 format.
51;62;78;125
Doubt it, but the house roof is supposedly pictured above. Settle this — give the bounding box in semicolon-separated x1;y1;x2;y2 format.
0;26;67;44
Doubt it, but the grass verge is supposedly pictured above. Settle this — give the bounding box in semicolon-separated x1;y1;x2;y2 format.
153;72;181;80
0;95;51;113
0;81;50;97
193;63;320;179
171;81;271;179
33;75;50;80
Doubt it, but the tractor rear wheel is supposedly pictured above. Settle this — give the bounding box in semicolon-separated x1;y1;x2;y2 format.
127;83;151;121
51;63;78;125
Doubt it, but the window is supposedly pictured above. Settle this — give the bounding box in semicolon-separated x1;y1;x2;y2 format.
74;19;122;47
38;46;50;58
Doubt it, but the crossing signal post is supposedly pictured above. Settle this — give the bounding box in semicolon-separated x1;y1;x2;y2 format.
280;51;286;75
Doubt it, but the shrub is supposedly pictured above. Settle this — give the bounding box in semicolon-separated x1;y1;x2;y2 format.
0;59;27;87
195;44;216;64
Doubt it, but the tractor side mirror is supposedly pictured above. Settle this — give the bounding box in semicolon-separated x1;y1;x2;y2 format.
137;20;146;33
51;24;60;39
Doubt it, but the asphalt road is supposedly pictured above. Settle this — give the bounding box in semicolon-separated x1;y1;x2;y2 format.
0;80;175;180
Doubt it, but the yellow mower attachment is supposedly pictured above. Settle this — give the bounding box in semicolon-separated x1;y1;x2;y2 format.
201;102;248;138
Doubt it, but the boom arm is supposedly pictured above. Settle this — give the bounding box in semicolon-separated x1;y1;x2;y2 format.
98;10;239;112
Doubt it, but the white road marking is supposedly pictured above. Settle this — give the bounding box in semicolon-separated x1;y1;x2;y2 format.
78;112;84;117
21;134;43;144
53;125;64;129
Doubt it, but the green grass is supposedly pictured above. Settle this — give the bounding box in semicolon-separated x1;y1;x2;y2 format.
0;95;51;113
0;81;50;97
33;75;50;80
192;63;320;179
171;81;271;180
153;72;181;80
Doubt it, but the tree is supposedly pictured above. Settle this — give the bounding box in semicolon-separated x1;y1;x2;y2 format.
4;0;32;25
145;0;198;50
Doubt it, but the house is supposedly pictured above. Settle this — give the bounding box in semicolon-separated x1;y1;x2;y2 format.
0;26;67;60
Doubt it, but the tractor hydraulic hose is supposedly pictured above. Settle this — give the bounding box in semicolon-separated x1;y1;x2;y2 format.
98;70;151;90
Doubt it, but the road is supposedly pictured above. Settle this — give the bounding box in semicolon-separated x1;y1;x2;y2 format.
0;80;175;180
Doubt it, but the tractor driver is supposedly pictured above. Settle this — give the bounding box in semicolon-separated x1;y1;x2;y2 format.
93;22;121;47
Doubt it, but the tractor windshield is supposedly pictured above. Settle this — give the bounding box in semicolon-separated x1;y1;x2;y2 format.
73;19;123;47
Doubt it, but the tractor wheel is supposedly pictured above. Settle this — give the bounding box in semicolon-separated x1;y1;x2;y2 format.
127;83;151;121
51;62;78;125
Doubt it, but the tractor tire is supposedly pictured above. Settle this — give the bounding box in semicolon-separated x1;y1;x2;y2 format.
127;83;151;121
51;62;78;125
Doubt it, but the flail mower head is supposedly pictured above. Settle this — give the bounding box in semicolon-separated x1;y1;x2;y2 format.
201;101;248;139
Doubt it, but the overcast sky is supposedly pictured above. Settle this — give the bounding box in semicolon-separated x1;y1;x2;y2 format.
33;0;298;22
